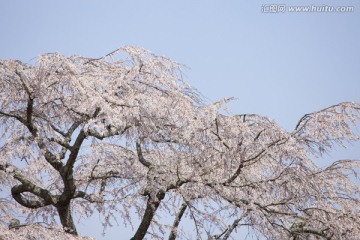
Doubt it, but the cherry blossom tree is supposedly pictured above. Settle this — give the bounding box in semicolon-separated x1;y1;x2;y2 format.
0;46;359;239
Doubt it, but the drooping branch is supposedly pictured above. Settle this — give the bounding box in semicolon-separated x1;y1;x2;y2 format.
136;138;151;168
0;163;56;209
293;102;360;131
224;136;288;185
292;102;360;151
11;184;53;209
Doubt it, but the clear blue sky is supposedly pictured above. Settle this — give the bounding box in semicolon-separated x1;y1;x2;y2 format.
1;1;359;239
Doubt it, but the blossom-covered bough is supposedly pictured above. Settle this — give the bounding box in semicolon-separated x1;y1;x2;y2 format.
0;46;359;239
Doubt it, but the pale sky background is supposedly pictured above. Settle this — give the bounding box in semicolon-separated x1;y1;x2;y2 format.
0;1;359;239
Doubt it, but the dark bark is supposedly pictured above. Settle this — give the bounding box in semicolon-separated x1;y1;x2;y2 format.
8;166;55;209
222;218;241;240
57;204;78;235
168;203;187;240
11;185;52;209
131;191;165;240
136;138;151;168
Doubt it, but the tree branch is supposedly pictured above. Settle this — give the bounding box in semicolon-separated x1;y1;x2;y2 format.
0;163;57;208
15;68;32;96
11;184;53;209
136;138;151;168
168;202;187;240
131;191;166;240
221;218;242;240
0;110;27;125
73;191;102;203
64;129;86;175
87;125;131;140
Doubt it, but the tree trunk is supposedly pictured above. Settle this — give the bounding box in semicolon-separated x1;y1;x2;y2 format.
57;204;78;235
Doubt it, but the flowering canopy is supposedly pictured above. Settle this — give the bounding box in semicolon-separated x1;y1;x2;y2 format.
0;47;359;239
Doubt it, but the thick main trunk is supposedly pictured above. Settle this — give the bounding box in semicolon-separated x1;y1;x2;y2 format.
131;191;165;240
57;204;78;235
